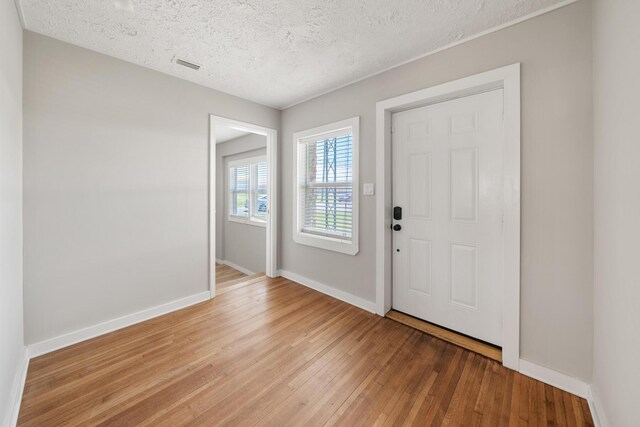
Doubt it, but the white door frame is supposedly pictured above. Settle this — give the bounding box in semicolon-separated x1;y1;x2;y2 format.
375;63;521;370
209;115;278;297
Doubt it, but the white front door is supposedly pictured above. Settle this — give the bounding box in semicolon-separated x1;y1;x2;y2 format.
391;89;505;346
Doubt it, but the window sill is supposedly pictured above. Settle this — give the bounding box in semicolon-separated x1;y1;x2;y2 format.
293;231;358;255
227;216;267;228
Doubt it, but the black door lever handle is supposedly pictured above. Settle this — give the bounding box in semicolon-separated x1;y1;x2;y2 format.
392;224;401;231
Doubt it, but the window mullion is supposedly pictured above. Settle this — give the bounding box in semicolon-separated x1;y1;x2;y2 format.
249;161;255;221
304;182;352;189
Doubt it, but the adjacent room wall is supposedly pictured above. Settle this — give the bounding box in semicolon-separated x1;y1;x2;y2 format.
280;0;593;381
0;0;25;423
23;32;279;345
592;0;640;425
215;133;267;274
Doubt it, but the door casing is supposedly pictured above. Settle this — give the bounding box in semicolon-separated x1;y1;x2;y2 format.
375;64;521;370
209;115;278;297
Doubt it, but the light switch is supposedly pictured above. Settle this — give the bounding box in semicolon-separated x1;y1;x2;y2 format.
363;183;375;196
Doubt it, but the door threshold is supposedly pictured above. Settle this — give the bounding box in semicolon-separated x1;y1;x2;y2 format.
217;273;267;295
386;310;502;362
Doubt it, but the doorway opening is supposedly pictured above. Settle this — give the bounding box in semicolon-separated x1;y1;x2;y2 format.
209;116;277;296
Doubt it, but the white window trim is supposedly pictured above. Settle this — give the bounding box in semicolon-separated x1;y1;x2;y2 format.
293;117;359;255
227;155;267;228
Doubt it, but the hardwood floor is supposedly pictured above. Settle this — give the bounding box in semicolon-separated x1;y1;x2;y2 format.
18;276;593;426
215;263;248;289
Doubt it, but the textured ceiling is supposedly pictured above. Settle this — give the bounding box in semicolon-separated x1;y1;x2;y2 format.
19;0;565;109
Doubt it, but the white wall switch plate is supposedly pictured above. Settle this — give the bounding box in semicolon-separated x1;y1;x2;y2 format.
363;183;375;196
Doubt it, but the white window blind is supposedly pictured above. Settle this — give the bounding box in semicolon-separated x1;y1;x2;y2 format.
252;161;268;222
300;134;353;240
229;163;249;218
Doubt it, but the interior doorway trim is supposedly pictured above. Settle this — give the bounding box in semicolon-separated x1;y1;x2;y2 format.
209;115;278;297
375;63;521;370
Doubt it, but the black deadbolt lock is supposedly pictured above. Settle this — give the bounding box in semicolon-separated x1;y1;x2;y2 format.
393;206;402;220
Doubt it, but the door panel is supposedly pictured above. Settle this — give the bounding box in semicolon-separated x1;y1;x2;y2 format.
408;238;432;295
408;152;432;219
391;89;504;346
450;243;478;309
450;147;478;223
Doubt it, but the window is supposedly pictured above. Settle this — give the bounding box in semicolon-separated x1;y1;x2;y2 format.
293;117;359;255
228;156;267;226
252;161;268;222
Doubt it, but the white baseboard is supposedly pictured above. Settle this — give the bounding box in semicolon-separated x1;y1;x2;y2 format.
587;386;608;427
28;291;211;358
279;270;377;314
518;359;589;398
3;347;29;427
218;260;255;276
518;359;609;425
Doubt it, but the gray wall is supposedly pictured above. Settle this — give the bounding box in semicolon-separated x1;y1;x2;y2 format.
593;0;640;425
23;32;279;344
0;0;24;423
280;0;593;381
215;133;267;273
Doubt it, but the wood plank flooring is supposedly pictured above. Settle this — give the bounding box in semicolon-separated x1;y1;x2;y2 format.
18;276;593;426
215;263;248;289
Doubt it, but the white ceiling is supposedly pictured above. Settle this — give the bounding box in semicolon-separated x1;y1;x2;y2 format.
215;126;250;144
18;0;566;109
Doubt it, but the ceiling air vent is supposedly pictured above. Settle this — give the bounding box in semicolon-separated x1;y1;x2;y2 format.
174;58;201;71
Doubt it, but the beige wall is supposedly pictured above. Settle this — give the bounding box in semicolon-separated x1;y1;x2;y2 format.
593;0;640;425
280;0;593;381
215;133;267;273
23;32;280;344
0;0;24;422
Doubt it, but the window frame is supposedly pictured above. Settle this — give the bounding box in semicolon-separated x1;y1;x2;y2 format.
293;117;359;255
227;155;267;228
